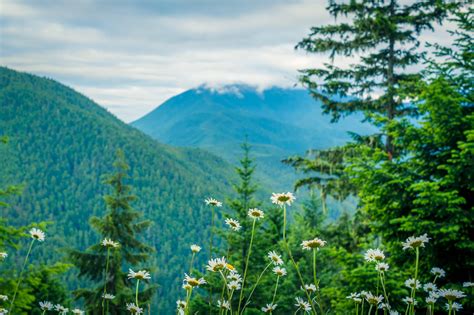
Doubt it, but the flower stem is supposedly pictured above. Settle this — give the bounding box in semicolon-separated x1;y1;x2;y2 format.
209;206;215;314
355;302;358;315
271;276;280;306
135;279;140;306
241;261;272;313
313;250;317;287
380;272;389;306
189;253;195;275
237;218;256;314
368;304;373;315
102;247;111;315
185;288;194;315
410;248;419;315
9;239;35;313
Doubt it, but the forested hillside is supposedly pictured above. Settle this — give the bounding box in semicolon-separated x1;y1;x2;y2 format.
0;67;234;312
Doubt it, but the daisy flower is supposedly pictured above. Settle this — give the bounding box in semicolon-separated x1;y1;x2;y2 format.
301;238;326;250
375;262;389;272
267;251;283;266
364;249;385;262
445;302;462;311
101;238;119;248
217;300;230;310
29;228;45;242
206;257;228;272
426;296;437;304
0;295;7;301
463;282;473;287
227;270;242;283
402;297;417;305
0;252;7;260
190;244;201;253
430;267;446;278
273;266;287;277
294;297;311;312
102;293;115;300
404;278;421;290
402;234;430;250
271;192;296;207
261;303;277;313
225;218;242;231
126;303;143;314
127;269;151;280
205;198;222;207
365;292;384;305
423;283;437;293
184;273;206;288
0;308;8;315
247;208;264;220
302;284;317;294
346;292;360;300
72;309;84;314
227;280;241;291
438;288;466;301
54;304;69;314
39;301;53;310
378;303;390;310
176;300;186;309
389;311;400;315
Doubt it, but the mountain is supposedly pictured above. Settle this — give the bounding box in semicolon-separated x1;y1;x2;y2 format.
132;85;374;192
0;67;234;312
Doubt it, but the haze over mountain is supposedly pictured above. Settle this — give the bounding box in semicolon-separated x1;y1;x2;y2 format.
0;67;234;312
132;85;374;191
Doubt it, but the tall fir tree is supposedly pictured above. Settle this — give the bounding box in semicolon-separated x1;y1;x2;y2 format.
70;150;157;314
296;0;457;159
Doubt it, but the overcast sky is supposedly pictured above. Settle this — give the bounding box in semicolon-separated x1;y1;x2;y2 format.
0;0;453;122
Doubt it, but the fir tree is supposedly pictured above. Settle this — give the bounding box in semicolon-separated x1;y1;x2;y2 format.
69;150;157;314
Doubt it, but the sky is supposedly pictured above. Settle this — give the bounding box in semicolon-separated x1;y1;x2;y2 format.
0;0;453;122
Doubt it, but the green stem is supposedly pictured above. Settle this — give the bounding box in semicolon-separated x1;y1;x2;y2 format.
41;310;46;315
102;247;111;315
355;302;358;315
189;253;195;275
241;261;272;313
368;304;373;315
313;250;317;287
410;248;419;315
9;239;35;314
209;206;215;315
380;272;389;306
361;299;365;315
186;288;194;315
135;279;140;306
237;218;256;314
448;300;452;315
282;205;317;315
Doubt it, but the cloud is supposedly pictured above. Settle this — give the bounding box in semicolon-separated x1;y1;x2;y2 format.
0;0;456;122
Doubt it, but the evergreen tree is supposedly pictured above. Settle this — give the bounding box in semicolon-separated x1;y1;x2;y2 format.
296;0;456;159
70;150;157;314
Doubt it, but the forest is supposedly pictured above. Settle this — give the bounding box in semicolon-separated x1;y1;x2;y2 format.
0;1;473;314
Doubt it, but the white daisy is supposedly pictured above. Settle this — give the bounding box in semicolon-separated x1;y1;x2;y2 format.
227;280;241;291
271;192;296;207
206;257;228;272
176;300;186;309
426;296;437;304
302;284;317;294
225;218;242;231
261;303;277;312
101;238;119;248
364;249;385;262
301;238;326;250
273;266;287;277
217;300;230;310
54;304;69;314
126;303;143;314
190;244;201;253
346;292;360;300
39;301;53;310
247;208;264;220
446;302;462;311
102;293;115;300
404;278;421;290
378;303;390;310
423;283;437;293
127;269;151;280
0;308;7;315
72;309;84;314
463;282;474;287
438;288;466;301
267;251;283;266
389;311;400;315
360;291;369;298
375;263;389;272
294;297;311;312
402;234;430;250
430;267;446;278
29;228;45;242
227;270;242;283
0;252;7;260
365;292;384;305
0;295;7;301
184;273;207;288
402;297;417;305
205;198;222;207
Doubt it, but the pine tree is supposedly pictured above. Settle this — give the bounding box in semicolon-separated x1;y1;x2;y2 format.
69;150;157;314
296;0;457;159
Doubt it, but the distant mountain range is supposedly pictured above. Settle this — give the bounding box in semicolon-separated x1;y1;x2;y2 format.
132;84;374;191
0;67;234;312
